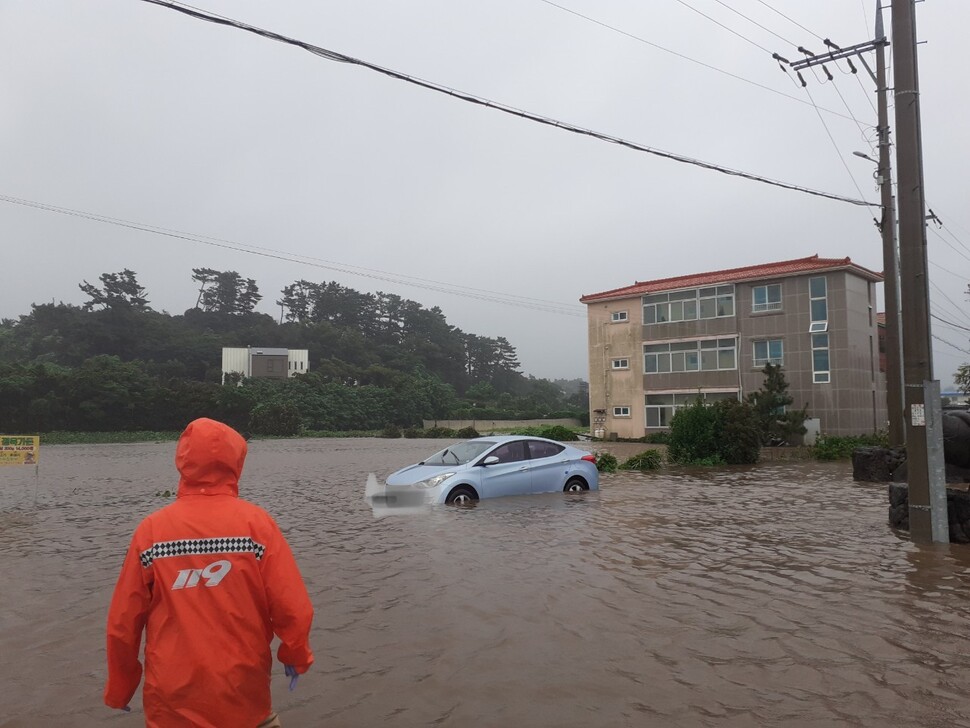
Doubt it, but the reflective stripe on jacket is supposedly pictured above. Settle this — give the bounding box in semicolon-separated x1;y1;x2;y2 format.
104;418;314;727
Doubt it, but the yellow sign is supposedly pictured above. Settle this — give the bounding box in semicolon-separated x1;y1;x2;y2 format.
0;435;40;466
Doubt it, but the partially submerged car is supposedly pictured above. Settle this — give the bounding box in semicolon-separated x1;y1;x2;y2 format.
383;435;599;505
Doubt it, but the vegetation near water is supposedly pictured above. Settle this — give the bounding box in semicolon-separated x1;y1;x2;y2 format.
0;269;587;436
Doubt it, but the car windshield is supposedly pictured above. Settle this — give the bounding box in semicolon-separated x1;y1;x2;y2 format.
422;440;496;465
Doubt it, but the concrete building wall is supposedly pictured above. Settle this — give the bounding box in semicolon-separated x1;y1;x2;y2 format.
221;347;310;384
585;268;887;439
586;301;645;439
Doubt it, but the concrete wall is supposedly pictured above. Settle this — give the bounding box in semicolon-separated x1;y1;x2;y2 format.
422;419;582;430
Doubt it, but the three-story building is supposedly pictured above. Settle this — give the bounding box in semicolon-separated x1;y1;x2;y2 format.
581;255;886;438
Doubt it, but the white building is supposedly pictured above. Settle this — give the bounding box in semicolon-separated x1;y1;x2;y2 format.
221;347;309;384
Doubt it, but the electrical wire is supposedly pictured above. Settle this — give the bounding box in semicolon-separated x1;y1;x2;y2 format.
708;0;799;49
670;0;773;54
755;0;825;42
137;1;875;208
929;282;970;327
0;193;588;317
828;78;877;152
928;258;969;284
801;86;878;219
534;0;854;121
933;334;970;358
929;227;970;265
931;313;970;334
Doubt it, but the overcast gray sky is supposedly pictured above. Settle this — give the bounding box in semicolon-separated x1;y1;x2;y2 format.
3;1;969;382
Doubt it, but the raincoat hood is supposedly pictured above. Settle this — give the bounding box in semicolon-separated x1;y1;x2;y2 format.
175;418;247;497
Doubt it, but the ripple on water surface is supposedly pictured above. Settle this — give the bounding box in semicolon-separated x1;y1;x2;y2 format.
2;439;970;727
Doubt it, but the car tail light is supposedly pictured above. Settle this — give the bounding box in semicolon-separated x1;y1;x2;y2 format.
581;454;596;463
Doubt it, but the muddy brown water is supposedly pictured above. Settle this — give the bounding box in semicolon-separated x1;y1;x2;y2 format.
2;438;970;727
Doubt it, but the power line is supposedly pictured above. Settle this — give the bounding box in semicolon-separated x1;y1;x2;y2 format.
756;0;825;42
137;1;875;208
933;334;970;358
671;0;773;54
931;313;970;334
928;258;969;284
535;0;855;122
0;193;588;317
708;0;799;49
928;279;970;325
801;85;877;219
929;226;970;265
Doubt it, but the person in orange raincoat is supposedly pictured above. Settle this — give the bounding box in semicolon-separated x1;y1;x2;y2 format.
104;418;314;727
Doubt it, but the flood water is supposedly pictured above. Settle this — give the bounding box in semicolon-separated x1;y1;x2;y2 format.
2;438;970;727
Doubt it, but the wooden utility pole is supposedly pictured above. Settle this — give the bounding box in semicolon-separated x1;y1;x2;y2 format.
891;0;948;543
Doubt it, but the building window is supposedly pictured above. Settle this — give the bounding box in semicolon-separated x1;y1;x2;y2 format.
809;276;827;332
752;283;782;312
645;391;739;428
613;406;631;417
643;338;736;374
753;339;784;367
812;333;830;383
612;358;630;370
611;311;629;323
642;285;734;325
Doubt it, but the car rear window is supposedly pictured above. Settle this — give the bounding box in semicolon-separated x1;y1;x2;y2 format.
527;440;565;459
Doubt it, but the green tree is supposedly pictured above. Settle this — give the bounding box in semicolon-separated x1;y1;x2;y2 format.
79;269;150;311
746;364;808;445
192;269;262;314
955;364;970;395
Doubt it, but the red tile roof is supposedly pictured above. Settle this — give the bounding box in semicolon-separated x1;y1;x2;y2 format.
580;254;883;304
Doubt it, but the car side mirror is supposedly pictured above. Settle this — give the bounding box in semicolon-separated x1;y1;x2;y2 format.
481;455;499;466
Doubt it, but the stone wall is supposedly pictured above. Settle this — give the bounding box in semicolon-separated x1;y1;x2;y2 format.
888;482;970;544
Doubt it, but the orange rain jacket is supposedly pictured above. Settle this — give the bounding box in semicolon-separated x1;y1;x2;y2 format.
104;418;314;727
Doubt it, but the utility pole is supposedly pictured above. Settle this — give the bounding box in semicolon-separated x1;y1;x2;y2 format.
784;2;904;446
875;5;905;449
782;1;945;542
891;0;948;542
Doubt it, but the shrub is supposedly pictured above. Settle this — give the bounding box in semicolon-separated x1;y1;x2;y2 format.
714;399;762;465
424;426;457;438
539;425;578;442
456;426;480;439
248;402;302;437
813;432;889;460
667;398;760;465
402;427;424;438
380;425;402;438
595;452;618;473
620;449;663;470
667;399;720;465
643;431;671;445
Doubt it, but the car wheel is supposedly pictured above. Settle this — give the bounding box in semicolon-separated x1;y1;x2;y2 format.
446;485;478;505
563;477;588;493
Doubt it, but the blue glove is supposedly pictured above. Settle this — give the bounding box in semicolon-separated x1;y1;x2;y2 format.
284;664;299;691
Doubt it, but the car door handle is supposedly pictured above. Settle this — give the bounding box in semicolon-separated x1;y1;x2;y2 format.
518;466;529;471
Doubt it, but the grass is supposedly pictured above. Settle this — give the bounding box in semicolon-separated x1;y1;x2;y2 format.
40;431;181;445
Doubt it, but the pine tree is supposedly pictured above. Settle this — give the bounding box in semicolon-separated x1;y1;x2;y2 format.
746;363;808;445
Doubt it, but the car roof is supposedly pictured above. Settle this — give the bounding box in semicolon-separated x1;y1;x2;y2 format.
468;435;564;445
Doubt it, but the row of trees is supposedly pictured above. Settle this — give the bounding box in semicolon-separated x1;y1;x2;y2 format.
0;269;587;433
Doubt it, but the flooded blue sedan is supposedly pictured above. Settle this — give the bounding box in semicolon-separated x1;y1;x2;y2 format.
384;436;599;505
